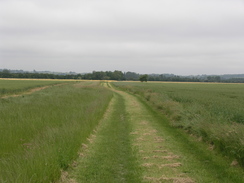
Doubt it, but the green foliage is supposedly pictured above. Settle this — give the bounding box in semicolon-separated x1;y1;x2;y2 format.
0;70;82;79
139;74;148;82
2;69;244;82
124;71;140;80
83;70;125;80
0;82;113;182
112;82;244;167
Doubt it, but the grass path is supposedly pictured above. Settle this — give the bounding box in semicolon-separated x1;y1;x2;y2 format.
61;82;243;183
112;85;195;183
61;92;142;183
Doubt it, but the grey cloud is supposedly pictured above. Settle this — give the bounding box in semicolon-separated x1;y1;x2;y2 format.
1;0;244;75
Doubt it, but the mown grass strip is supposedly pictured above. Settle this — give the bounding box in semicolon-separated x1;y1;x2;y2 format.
110;83;244;182
112;81;244;167
115;89;195;182
70;93;142;183
128;90;244;182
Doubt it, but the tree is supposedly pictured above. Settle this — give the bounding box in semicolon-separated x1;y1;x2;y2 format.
139;74;148;82
0;69;11;78
206;76;221;82
111;70;124;80
125;72;140;80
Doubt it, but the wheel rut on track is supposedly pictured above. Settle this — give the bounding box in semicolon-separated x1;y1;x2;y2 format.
60;82;243;183
115;87;194;183
62;83;195;182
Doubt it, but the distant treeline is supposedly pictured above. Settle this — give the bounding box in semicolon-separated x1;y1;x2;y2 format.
1;69;244;83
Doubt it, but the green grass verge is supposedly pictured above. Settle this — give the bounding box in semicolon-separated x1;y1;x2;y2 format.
0;82;112;182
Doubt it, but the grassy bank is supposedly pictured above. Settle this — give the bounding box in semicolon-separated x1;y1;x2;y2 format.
112;82;244;167
0;82;112;182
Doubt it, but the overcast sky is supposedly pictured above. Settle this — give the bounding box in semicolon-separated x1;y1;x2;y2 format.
0;0;244;75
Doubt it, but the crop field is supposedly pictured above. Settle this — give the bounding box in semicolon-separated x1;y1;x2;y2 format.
0;80;243;182
0;79;66;97
112;81;244;168
0;80;112;182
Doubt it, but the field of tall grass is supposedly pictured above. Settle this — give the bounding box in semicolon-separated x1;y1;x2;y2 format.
0;79;65;97
0;81;112;182
112;82;244;167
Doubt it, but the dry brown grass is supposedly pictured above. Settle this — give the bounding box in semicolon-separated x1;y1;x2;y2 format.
82;143;88;149
152;155;180;160
159;163;182;168
153;150;168;153
59;171;78;183
144;176;195;183
130;131;139;135
143;133;152;136
230;160;239;166
154;137;165;142
136;137;145;141
142;163;155;167
140;121;149;125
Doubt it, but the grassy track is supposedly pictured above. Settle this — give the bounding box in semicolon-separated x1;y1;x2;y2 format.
1;80;243;182
117;87;243;182
113;82;244;167
64;92;142;183
64;82;243;182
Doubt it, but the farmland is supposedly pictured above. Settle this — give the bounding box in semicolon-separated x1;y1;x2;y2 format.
0;79;244;182
112;82;244;168
0;80;112;182
0;79;65;97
